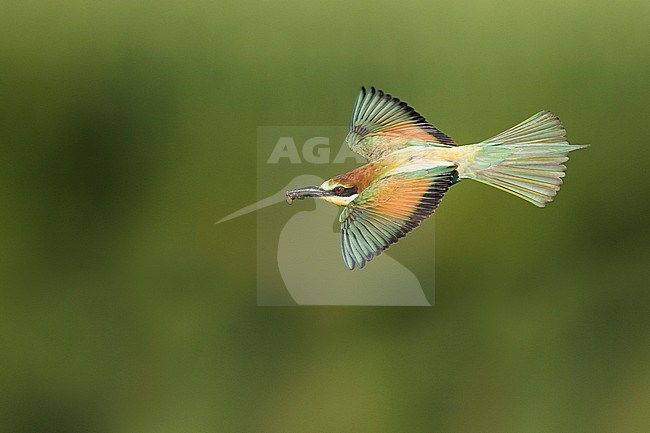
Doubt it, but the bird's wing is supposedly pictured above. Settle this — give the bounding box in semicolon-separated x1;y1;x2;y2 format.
345;86;456;161
338;167;456;269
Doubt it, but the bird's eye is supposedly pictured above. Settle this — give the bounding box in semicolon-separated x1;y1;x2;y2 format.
334;186;344;194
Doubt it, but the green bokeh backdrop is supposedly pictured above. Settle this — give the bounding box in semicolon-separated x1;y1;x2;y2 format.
1;0;649;431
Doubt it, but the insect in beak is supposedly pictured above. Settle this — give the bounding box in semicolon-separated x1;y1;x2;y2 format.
285;186;331;204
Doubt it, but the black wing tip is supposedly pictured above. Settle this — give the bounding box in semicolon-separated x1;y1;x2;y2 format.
359;85;388;97
359;86;367;97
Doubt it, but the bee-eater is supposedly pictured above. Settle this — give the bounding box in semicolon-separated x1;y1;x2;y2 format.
286;86;588;269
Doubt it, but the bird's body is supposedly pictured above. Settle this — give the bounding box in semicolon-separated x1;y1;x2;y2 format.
286;87;588;269
320;146;454;206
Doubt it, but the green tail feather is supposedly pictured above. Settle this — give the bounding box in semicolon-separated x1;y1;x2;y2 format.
468;111;588;207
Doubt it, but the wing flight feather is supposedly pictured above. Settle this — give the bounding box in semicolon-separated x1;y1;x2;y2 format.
345;86;457;161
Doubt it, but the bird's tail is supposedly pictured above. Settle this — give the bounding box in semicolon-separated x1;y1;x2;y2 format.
456;111;588;207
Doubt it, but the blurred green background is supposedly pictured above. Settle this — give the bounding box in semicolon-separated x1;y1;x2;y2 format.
1;0;649;431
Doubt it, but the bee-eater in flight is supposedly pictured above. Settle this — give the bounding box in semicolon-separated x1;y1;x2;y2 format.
286;87;588;269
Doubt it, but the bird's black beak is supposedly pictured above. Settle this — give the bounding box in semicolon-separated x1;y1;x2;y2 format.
285;186;330;204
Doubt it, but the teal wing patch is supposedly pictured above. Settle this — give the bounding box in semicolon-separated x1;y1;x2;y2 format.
339;167;456;269
345;86;457;161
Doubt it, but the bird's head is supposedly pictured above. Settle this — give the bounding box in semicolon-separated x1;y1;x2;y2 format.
286;179;358;206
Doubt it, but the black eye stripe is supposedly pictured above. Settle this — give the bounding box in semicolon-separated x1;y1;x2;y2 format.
333;186;357;197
